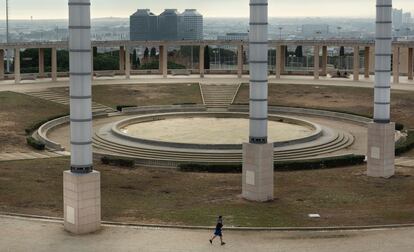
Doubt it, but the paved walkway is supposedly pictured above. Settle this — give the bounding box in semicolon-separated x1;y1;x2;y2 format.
0;151;68;162
1;74;414;92
1;215;414;252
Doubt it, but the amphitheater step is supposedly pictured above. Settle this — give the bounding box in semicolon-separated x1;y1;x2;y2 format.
0;151;68;162
200;83;241;109
22;89;116;113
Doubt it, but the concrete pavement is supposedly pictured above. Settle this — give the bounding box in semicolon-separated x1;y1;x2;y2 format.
1;215;414;252
1;74;414;93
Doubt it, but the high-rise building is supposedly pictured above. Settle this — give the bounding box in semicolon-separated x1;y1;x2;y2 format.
158;9;181;40
179;9;203;40
130;9;158;41
130;8;204;41
392;8;403;27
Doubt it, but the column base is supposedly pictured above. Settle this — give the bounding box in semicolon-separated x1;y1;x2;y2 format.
367;122;395;178
63;170;101;235
242;143;274;202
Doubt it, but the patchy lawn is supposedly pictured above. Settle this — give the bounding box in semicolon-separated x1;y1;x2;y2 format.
234;84;414;129
0;91;68;153
1;158;414;227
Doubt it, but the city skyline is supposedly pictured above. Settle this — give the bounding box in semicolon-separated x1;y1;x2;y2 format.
1;0;414;20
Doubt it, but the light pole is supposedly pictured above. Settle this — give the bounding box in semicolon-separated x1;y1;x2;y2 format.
5;0;10;73
337;26;342;38
278;26;283;40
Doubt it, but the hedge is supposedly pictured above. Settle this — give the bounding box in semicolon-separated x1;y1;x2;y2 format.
178;154;366;173
26;136;45;150
101;156;135;168
25;114;69;135
395;130;414;156
116;105;136;112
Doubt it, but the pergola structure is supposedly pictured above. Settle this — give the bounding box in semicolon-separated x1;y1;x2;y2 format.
0;39;413;83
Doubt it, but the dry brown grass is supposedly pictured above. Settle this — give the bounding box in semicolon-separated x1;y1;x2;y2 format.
235;84;414;128
0;91;68;153
1;158;414;227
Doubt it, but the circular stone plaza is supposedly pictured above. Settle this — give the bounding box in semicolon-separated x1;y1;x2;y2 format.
1;0;414;251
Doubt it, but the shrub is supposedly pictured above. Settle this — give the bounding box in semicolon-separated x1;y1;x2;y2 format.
25;114;69;135
395;123;404;131
101;156;135;168
116;105;136;112
178;155;366;173
395;130;414;156
26;136;45;150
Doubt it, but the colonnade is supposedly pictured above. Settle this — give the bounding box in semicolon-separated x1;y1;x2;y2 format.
0;44;413;83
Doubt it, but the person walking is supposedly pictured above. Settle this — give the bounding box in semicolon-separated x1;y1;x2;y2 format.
209;216;225;246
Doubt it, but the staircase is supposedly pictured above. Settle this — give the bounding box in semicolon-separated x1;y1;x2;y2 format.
200;84;241;110
22;89;116;113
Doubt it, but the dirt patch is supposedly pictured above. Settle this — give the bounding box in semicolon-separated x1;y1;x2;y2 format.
1;158;414;227
234;84;414;128
0;92;68;153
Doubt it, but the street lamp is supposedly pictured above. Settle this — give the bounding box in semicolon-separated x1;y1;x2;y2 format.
337;26;342;38
5;0;10;73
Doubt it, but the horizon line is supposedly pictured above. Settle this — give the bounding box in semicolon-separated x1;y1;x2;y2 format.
0;16;378;21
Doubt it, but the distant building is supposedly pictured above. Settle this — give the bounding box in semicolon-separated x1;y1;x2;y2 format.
217;33;248;41
179;9;203;40
158;9;180;40
403;12;412;24
130;8;203;41
130;9;158;40
393;8;403;27
301;24;329;38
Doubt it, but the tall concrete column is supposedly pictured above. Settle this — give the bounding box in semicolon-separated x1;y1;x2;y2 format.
321;45;328;76
119;46;125;74
353;46;360;81
0;49;4;80
367;0;395;178
275;45;282;79
393;46;400;84
237;44;243;78
243;0;273;202
161;45;168;78
64;0;101;235
364;47;371;78
38;48;45;78
125;47;130;79
199;45;205;78
14;48;21;84
51;47;58;81
314;45;320;79
408;47;413;80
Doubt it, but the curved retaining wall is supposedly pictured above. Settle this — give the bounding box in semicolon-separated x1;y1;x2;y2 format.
229;105;372;125
111;112;323;150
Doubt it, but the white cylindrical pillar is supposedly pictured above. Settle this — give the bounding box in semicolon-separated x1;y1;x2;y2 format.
249;0;268;144
373;0;392;123
69;0;93;173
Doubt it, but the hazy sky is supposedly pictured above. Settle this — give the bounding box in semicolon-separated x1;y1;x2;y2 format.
2;0;414;19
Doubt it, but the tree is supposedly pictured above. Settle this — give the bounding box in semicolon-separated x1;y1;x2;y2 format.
93;47;98;57
150;47;157;58
204;45;210;70
295;46;303;58
339;46;345;56
132;49;138;68
144;47;149;58
136;57;141;67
